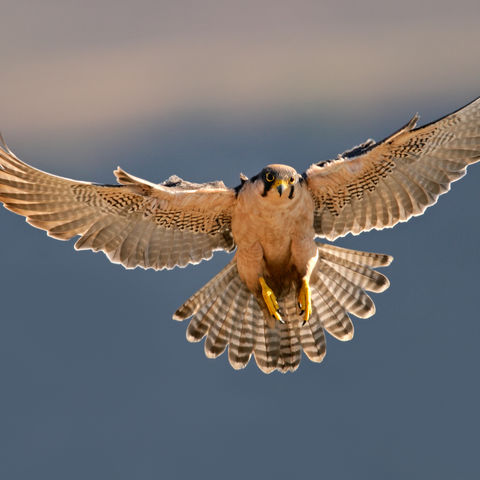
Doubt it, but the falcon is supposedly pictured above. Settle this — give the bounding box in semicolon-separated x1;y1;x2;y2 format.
0;97;479;373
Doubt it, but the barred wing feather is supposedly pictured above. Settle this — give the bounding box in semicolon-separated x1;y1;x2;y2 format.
306;97;480;240
0;139;236;270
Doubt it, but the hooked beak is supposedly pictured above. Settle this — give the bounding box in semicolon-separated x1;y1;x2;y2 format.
274;179;288;196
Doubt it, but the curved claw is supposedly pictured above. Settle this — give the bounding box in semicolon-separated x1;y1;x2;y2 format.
259;277;283;323
298;278;312;324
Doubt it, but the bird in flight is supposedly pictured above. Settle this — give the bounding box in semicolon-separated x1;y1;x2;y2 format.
0;98;479;373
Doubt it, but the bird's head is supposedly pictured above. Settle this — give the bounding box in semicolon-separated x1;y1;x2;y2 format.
252;164;300;200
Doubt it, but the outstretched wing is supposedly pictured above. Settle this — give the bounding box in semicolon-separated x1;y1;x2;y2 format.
0;140;236;269
305;97;480;240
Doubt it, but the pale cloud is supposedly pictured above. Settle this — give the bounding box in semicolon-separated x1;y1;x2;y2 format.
1;0;479;138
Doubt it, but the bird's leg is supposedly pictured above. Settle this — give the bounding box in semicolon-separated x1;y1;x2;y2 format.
298;278;312;325
291;239;318;325
259;277;283;323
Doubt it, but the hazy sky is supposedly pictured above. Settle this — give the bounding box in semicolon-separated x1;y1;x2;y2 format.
1;0;479;139
0;2;479;479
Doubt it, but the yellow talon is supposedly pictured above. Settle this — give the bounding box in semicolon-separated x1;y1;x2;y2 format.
298;279;312;324
259;277;283;323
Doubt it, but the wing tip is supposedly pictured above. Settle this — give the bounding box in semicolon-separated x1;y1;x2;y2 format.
0;132;15;157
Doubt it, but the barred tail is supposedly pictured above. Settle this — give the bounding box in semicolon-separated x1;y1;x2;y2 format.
173;259;258;370
309;242;392;348
173;243;392;374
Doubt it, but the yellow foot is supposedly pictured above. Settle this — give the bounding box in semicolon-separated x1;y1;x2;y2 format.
298;279;312;325
259;277;283;323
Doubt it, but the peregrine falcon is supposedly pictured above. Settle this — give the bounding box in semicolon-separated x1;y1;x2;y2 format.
0;97;479;373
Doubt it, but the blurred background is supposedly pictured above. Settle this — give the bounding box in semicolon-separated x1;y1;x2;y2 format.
0;1;479;478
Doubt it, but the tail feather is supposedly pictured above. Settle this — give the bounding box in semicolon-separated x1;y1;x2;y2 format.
316;260;375;319
277;291;302;372
174;243;392;373
185;295;222;342
228;292;255;369
204;276;244;358
318;248;390;293
299;311;326;363
186;273;242;344
253;316;280;374
317;242;393;267
173;260;237;320
311;282;354;341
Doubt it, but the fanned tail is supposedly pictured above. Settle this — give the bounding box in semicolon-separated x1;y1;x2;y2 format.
309;242;392;344
174;260;258;371
173;243;392;373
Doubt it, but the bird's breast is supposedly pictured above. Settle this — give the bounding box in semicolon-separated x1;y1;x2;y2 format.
232;184;315;274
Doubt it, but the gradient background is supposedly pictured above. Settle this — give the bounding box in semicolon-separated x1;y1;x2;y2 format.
1;1;480;479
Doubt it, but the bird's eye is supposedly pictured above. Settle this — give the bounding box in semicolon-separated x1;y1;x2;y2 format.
289;176;295;184
265;172;274;182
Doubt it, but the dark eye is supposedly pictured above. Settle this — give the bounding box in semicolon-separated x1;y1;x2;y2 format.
289;176;295;184
265;172;274;182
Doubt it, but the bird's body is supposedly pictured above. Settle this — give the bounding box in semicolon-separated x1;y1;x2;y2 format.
232;164;316;318
0;97;479;373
